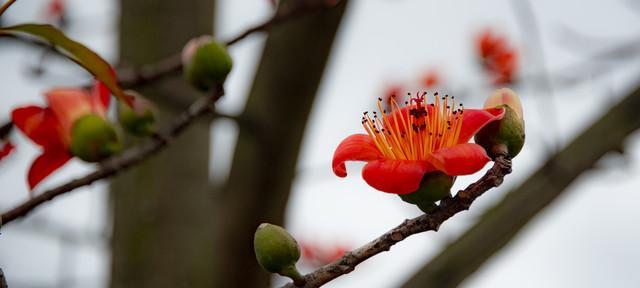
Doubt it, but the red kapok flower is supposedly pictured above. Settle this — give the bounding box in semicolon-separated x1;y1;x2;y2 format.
332;92;505;194
11;81;110;190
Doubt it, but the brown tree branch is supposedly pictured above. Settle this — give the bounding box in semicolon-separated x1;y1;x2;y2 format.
116;0;340;88
282;154;513;288
0;86;223;226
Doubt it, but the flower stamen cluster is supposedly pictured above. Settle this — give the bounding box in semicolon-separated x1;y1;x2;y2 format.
362;92;464;161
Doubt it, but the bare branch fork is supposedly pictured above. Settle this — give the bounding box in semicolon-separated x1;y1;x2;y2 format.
0;0;339;226
283;155;512;288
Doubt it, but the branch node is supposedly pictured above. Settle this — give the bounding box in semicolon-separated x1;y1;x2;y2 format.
390;231;404;241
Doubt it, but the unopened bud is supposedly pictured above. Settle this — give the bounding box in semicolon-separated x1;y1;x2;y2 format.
118;91;156;137
182;35;233;91
70;114;122;162
254;223;304;285
399;172;454;213
475;88;525;158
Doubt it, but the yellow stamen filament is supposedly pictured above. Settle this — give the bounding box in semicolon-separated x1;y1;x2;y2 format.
362;93;464;161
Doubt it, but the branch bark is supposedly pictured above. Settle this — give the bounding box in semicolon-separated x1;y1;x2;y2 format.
401;83;640;288
281;155;512;288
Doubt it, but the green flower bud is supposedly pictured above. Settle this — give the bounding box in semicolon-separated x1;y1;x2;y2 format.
254;223;304;284
182;35;233;91
475;88;525;159
70;114;122;162
118;92;156;137
400;172;455;213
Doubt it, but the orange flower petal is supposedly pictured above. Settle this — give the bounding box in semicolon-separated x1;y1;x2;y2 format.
362;159;435;194
458;107;505;143
332;134;382;177
429;143;490;176
45;88;94;137
27;148;72;190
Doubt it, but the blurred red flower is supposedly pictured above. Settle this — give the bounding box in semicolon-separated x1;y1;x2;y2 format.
422;70;440;89
476;29;518;85
11;82;110;190
332;92;504;194
43;0;67;27
300;241;351;268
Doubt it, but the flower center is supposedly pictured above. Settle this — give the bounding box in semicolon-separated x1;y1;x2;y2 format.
361;92;464;161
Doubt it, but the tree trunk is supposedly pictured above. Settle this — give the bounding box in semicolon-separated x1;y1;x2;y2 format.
212;1;350;287
110;1;215;287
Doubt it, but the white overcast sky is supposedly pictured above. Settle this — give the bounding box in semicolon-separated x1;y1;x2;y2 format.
2;0;640;287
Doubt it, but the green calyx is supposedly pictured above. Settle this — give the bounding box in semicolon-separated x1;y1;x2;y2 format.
253;223;304;283
184;40;233;92
400;172;455;213
118;99;156;137
474;105;525;159
70;114;122;162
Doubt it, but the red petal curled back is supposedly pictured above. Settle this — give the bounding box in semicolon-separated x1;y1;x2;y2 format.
362;159;435;194
12;106;66;148
429;143;490;176
332;134;381;177
27;149;72;190
458;107;505;143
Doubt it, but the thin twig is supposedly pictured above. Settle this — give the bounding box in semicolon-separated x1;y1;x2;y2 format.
116;0;339;88
283;155;512;288
0;86;224;225
0;0;17;17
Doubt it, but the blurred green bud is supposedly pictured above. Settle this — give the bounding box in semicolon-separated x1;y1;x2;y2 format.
70;114;122;162
400;172;454;213
182;35;233;92
254;223;304;283
118;91;156;137
475;88;525;159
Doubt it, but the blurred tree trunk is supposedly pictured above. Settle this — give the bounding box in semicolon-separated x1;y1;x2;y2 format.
109;1;215;287
212;1;350;287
